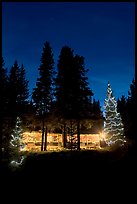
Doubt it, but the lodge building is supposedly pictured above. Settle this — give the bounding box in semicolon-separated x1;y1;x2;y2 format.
22;131;102;151
22;119;104;151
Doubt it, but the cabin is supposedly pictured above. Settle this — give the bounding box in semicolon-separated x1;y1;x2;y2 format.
22;119;104;151
22;131;101;151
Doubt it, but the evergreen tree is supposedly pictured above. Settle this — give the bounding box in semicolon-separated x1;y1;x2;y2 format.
3;61;29;162
8;61;20;117
117;95;127;118
92;98;102;119
0;57;8;161
126;79;137;142
18;64;29;114
10;116;25;166
127;79;136;120
117;95;127;134
117;79;137;143
72;54;93;119
32;41;55;151
55;46;74;148
55;46;74;118
55;46;93;150
104;83;126;146
72;54;93;150
0;57;8;116
8;61;29;117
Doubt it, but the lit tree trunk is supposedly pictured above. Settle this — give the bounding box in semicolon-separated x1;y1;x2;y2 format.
63;123;67;148
41;117;44;151
70;120;73;150
44;126;48;151
0;118;2;165
86;134;88;147
77;120;80;150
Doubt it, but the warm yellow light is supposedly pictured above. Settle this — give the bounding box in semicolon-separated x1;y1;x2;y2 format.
99;132;106;141
22;131;102;151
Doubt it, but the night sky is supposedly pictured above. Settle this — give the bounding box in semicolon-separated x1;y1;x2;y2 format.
2;2;135;111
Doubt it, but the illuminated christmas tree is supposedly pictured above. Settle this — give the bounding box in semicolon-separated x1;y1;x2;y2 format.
104;83;126;146
10;117;25;166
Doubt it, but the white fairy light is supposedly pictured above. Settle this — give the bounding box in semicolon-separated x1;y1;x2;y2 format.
10;156;24;166
103;83;126;146
10;117;26;167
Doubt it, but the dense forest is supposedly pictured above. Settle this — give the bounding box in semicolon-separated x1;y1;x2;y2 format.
1;41;136;163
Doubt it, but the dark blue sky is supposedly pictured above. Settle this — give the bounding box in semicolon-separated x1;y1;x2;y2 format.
2;2;135;110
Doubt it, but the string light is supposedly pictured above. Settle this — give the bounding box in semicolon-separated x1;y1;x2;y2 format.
10;156;24;166
10;117;26;167
103;83;126;146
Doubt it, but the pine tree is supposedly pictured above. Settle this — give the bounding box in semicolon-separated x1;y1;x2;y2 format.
18;64;29;114
72;54;93;119
8;61;29;117
117;79;137;143
92;98;102;119
104;83;126;146
117;95;127;133
126;79;137;142
32;41;55;151
1;57;8;161
127;79;136;121
0;57;8;115
8;61;20;117
10;116;25;166
73;54;93;150
117;95;127;118
55;46;74;118
55;46;93;150
55;46;74;148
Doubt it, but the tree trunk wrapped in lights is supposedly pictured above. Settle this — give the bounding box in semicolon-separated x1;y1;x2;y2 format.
10;116;25;166
104;83;126;146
